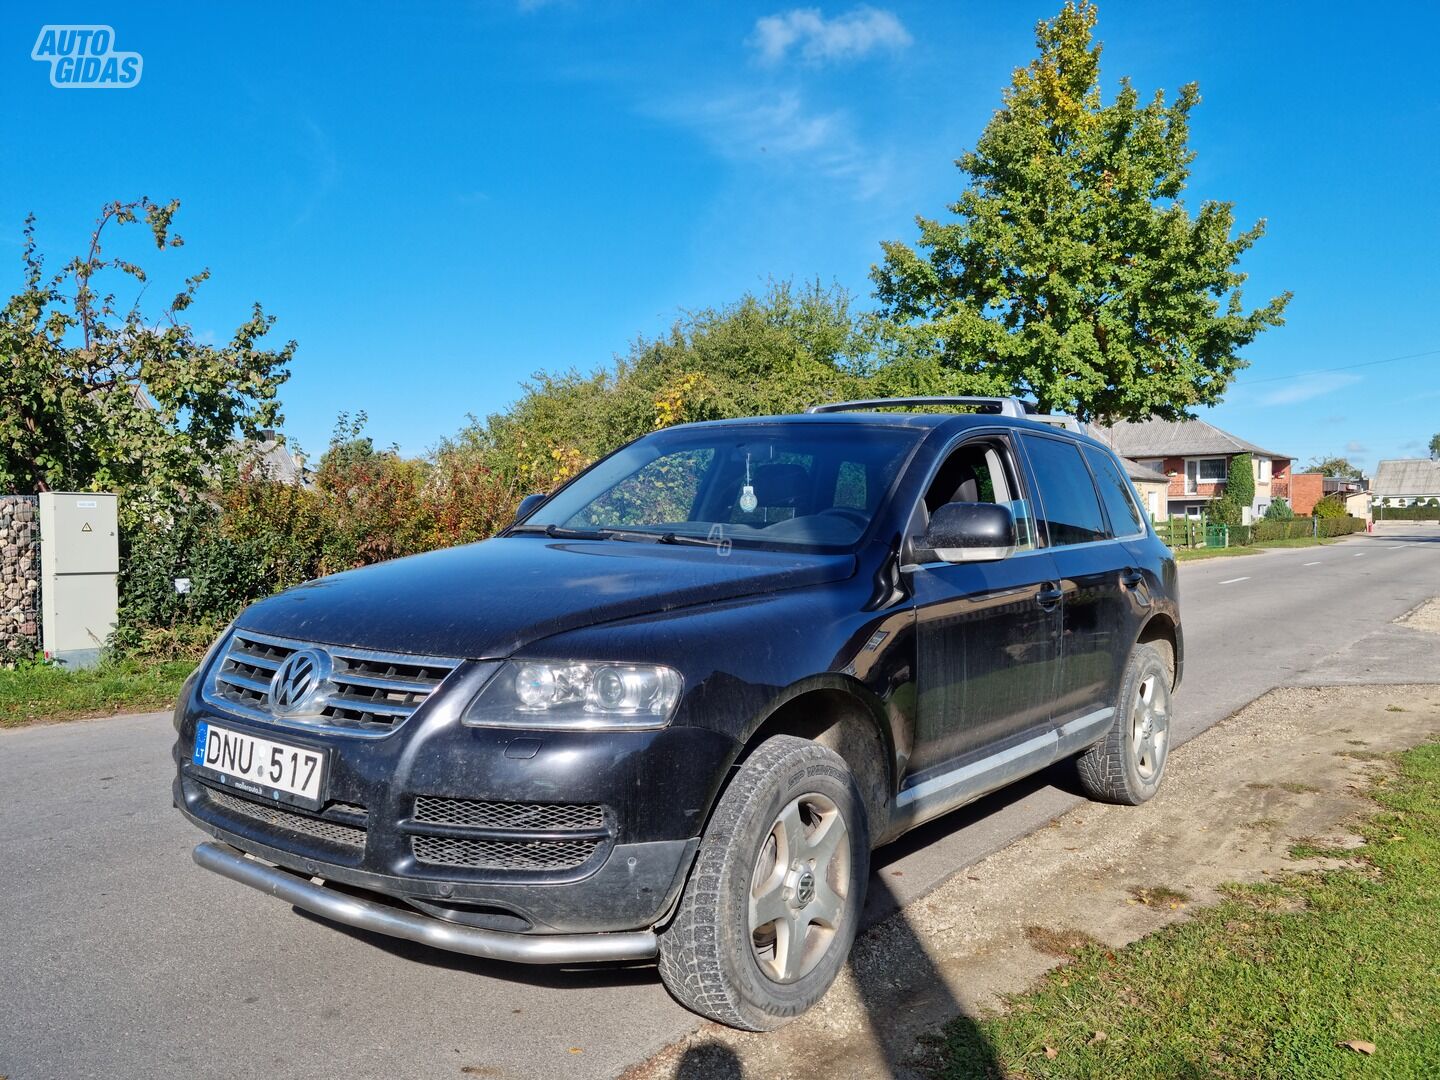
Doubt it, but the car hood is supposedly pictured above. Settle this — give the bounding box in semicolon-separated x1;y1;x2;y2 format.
236;536;857;659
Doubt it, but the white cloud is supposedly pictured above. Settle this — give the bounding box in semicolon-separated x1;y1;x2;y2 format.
749;6;912;66
1258;372;1362;407
650;89;892;198
1344;439;1368;454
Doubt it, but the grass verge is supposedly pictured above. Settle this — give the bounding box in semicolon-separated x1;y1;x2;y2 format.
938;742;1440;1078
1173;536;1350;561
0;658;194;728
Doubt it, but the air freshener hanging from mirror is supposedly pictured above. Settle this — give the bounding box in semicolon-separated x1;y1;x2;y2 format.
739;453;758;513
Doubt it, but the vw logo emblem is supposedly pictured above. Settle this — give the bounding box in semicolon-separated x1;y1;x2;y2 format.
268;648;332;718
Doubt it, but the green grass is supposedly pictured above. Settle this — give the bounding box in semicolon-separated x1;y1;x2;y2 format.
938;742;1440;1079
1173;536;1349;561
0;658;195;728
1173;546;1263;561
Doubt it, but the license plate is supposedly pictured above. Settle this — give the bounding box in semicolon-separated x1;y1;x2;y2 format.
192;721;327;809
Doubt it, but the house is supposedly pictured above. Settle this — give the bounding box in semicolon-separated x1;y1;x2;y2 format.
1091;418;1292;521
1371;458;1440;507
1118;457;1172;523
1288;473;1368;516
228;430;312;487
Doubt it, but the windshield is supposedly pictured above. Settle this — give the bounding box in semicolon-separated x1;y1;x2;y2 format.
517;424;920;551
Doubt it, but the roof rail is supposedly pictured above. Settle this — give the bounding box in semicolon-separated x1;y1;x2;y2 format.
804;395;1033;417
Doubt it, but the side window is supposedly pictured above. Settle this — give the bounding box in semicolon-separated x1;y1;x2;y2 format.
1083;445;1146;537
922;439;1036;552
1021;435;1108;546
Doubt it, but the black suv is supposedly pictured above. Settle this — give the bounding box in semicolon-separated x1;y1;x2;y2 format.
173;397;1181;1029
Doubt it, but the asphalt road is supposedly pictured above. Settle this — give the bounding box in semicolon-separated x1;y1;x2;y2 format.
2;523;1436;1080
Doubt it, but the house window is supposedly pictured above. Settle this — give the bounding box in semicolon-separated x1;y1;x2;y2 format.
1184;457;1227;493
1255;458;1272;482
1136;458;1164;473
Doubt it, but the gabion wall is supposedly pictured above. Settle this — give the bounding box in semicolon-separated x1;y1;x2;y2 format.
1;495;41;661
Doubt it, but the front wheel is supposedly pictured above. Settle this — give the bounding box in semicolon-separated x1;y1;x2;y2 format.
657;735;869;1030
1075;642;1172;805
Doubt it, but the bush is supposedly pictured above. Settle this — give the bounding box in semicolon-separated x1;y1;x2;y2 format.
1226;453;1255;511
1208;495;1243;527
1263;498;1294;521
1312;495;1348;519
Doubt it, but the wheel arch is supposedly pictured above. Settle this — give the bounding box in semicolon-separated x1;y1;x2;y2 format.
1136;611;1181;689
731;676;898;844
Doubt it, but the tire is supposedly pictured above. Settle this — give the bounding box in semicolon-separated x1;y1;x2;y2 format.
657;735;870;1031
1075;642;1173;805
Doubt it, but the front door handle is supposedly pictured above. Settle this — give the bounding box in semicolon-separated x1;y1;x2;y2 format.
1036;584;1064;611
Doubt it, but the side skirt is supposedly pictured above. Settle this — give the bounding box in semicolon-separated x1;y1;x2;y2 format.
887;707;1114;835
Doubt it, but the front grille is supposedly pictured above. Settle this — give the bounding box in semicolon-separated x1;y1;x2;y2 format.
205;629;462;733
206;787;367;849
413;797;605;831
411;835;602;871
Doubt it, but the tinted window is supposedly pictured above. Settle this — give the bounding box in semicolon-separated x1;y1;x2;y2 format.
1021;435;1108;546
1083;445;1146;535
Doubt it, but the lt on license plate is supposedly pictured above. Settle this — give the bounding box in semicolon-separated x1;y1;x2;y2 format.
192;721;327;808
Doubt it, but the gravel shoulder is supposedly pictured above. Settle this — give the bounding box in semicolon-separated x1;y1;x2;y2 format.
627;682;1440;1080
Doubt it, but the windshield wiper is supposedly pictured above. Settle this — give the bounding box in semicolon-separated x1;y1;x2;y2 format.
508;523;615;541
654;531;728;548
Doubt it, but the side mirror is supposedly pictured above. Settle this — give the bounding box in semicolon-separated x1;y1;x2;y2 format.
923;502;1016;563
514;493;547;522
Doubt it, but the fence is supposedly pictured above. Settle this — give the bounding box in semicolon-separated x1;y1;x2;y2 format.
1160;513;1365;550
1;495;42;662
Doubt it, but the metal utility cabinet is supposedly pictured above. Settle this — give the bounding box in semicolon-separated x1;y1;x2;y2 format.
39;492;119;668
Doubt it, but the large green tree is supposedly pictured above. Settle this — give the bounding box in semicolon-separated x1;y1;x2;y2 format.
871;1;1290;422
0;198;293;522
1306;455;1362;478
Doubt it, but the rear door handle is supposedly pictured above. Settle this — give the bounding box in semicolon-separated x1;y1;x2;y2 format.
1036;584;1064;611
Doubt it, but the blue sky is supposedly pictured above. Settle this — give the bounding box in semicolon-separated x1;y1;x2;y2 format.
3;2;1437;472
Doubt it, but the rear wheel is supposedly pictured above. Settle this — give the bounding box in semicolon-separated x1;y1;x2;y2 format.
657;735;869;1030
1076;643;1172;804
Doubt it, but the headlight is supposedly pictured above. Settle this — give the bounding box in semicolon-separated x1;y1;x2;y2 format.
461;660;683;731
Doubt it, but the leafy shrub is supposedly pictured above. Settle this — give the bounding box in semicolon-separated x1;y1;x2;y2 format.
1226;453;1255;511
1263;498;1294;521
1312;495;1348;519
1207;495;1242;527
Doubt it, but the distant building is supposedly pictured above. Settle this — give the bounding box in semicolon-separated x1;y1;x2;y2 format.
1091;418;1292;521
1372;459;1440;507
229;430;312;487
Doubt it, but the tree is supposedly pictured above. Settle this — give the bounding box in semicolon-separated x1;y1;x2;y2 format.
1263;498;1294;521
1306;456;1362;478
1312;494;1347;518
0;199;293;523
871;1;1290;422
1429;433;1439;459
456;279;871;492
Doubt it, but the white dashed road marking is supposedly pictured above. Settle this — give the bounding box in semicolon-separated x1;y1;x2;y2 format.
1219;577;1250;585
1304;561;1322;566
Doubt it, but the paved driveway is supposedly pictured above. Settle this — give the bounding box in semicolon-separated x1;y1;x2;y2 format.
2;523;1436;1080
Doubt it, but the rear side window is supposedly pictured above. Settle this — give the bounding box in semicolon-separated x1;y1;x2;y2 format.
1082;445;1147;536
1021;435;1107;546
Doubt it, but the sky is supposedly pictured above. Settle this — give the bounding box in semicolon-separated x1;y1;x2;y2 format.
3;1;1438;473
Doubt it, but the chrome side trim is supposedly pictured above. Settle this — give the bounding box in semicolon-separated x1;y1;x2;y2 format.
192;842;658;964
895;706;1116;813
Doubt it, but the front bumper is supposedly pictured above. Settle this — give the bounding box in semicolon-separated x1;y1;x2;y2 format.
194;842;660;963
174;668;736;937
